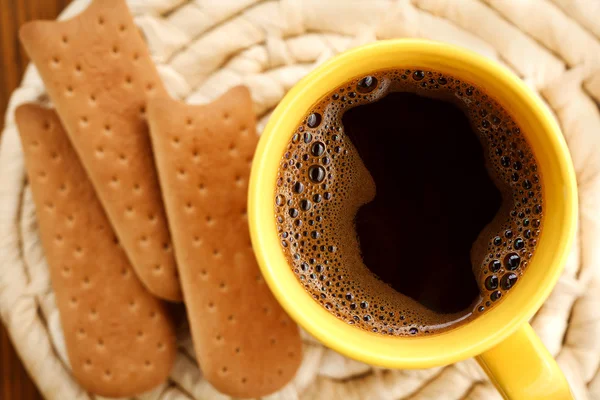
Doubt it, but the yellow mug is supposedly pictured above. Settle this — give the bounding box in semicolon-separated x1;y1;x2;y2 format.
248;40;577;399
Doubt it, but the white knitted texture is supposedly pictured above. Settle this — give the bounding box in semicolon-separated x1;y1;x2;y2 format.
1;0;600;399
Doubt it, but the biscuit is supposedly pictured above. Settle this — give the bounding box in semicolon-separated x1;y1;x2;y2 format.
15;104;176;397
19;0;181;301
147;86;302;397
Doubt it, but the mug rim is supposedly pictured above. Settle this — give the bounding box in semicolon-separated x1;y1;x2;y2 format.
248;39;577;368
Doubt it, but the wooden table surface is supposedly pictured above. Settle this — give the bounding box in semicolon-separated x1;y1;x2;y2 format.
1;1;73;399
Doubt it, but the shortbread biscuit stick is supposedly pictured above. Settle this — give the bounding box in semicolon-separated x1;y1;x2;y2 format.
15;104;176;397
147;87;302;398
19;0;181;301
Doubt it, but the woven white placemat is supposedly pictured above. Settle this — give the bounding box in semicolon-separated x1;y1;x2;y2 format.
2;0;600;399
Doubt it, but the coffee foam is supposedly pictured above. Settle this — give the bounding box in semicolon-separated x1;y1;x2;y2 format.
274;69;543;336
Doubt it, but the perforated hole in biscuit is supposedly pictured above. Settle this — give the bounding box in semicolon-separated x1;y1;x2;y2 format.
235;175;244;187
193;236;202;247
192;149;200;162
229;143;238;157
110;176;119;187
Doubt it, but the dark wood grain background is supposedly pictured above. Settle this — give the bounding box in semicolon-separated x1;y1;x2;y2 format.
1;1;73;398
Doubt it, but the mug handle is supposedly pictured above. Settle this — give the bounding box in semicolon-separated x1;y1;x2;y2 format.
476;323;573;399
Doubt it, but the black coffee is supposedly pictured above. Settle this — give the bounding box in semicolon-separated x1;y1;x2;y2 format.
274;69;543;336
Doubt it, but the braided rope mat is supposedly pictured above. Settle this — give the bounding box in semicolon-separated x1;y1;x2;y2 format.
2;0;600;399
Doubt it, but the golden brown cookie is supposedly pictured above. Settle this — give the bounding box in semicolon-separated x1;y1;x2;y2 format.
147;86;302;398
19;0;181;301
15;104;176;397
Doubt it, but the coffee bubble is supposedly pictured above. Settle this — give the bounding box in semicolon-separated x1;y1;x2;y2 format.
307;113;322;128
308;165;326;183
357;76;378;93
311;142;325;157
501;273;518;290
